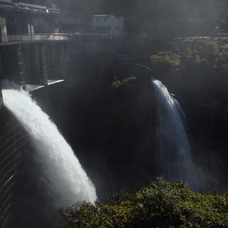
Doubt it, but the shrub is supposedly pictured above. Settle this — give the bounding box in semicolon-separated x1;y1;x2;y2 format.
150;51;181;71
56;178;228;228
110;75;136;91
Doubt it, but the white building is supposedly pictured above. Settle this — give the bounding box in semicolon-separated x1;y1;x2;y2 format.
92;15;124;38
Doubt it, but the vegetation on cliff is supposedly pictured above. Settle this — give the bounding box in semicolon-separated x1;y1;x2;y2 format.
56;178;228;228
150;39;228;102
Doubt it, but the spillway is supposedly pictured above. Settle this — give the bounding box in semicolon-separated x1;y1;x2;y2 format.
1;80;96;227
152;78;198;190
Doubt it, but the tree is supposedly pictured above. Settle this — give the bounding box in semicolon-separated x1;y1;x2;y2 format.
56;178;228;228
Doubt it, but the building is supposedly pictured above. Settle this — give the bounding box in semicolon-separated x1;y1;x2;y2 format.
92;15;124;39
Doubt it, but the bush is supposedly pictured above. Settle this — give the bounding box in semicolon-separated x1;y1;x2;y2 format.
150;51;181;71
56;178;228;228
111;75;136;91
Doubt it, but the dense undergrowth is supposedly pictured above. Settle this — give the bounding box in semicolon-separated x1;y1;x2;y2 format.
56;178;228;228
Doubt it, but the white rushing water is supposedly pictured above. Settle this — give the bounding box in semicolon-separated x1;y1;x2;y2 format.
2;81;97;207
151;78;198;190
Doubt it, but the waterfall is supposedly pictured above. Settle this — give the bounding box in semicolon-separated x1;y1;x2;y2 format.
2;81;97;226
151;78;198;190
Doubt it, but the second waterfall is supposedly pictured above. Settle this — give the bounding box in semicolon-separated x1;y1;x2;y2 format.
151;78;198;190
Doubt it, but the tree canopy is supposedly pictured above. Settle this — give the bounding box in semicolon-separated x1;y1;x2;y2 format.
56;178;228;228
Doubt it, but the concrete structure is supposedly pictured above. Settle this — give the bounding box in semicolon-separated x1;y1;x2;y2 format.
0;1;126;43
0;41;69;89
0;107;28;228
92;15;125;39
0;0;61;43
0;1;124;227
0;0;92;43
0;40;67;228
0;37;121;227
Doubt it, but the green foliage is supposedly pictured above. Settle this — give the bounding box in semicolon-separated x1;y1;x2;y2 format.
149;39;228;100
150;41;221;71
56;178;228;228
150;51;181;71
111;75;136;91
150;40;228;71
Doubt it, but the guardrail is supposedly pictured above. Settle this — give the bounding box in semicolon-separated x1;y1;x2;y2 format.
0;32;114;43
0;33;72;43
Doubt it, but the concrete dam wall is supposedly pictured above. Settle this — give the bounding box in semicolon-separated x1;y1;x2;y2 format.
0;106;29;228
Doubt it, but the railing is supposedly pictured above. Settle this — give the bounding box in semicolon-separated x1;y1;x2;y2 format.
0;33;73;43
0;32;114;43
